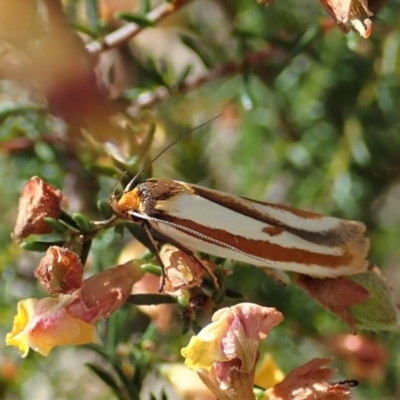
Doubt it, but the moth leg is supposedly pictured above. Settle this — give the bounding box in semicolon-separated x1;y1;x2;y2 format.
195;255;220;290
142;222;167;292
144;225;220;291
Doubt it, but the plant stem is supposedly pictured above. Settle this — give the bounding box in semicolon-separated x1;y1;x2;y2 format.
86;0;191;54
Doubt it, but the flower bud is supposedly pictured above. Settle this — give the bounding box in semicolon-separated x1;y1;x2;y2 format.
12;176;62;242
35;246;84;294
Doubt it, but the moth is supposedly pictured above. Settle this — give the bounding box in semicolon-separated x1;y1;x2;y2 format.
110;178;369;282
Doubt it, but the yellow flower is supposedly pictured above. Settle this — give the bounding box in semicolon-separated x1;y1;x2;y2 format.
182;303;284;372
6;260;145;357
181;303;284;400
6;296;96;357
159;363;215;400
254;354;284;389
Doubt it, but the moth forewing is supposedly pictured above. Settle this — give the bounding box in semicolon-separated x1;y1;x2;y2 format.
112;178;370;279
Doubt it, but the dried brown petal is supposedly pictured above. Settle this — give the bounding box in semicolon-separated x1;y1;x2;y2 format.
81;261;144;319
295;275;370;330
320;0;373;38
35;246;83;294
12;176;62;242
265;358;353;400
160;244;217;294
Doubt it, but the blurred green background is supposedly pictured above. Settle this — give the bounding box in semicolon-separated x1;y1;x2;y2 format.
1;0;400;399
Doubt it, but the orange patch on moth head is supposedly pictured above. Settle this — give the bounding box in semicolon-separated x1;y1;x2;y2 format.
110;188;141;218
262;226;284;236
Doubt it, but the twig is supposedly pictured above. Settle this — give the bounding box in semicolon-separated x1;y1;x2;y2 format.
86;0;191;54
129;45;287;113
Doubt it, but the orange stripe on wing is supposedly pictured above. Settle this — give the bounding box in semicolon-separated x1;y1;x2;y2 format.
163;216;368;273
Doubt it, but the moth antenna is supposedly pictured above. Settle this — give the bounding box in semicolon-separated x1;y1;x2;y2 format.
111;170;128;200
122;170;141;194
122;114;222;193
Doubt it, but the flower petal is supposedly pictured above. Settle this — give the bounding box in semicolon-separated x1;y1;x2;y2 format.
182;303;283;372
5;299;32;357
254;354;285;389
6;297;96;357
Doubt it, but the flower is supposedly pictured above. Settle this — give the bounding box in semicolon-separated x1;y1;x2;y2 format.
5;296;96;357
80;260;144;318
160;244;217;294
159;363;215;400
6;261;144;357
181;303;283;400
319;0;373;38
35;246;84;294
254;354;285;390
263;358;354;400
12;176;62;242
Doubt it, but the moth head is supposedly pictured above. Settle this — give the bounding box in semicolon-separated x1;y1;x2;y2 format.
109;188;141;219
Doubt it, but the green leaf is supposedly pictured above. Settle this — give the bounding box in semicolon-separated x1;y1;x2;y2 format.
72;213;93;233
161;390;169;400
140;249;156;261
84;344;112;360
211;268;227;304
72;22;100;38
351;271;400;331
254;387;266;400
124;223;154;250
190;320;202;334
85;363;123;400
20;232;68;251
175;64;193;87
85;0;100;29
97;200;113;219
59;211;80;230
122;88;143;101
291;23;321;57
0;103;46;121
112;363;140;399
139;0;151;13
43;217;69;234
179;34;213;68
90;164;117;177
135;122;156;161
20;240;63;252
140;322;158;342
127;293;177;305
141;263;162;276
144;57;168;87
114;12;154;27
114;223;125;238
225;287;246;299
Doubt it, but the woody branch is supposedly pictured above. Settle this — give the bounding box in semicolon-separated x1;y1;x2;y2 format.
86;0;191;54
